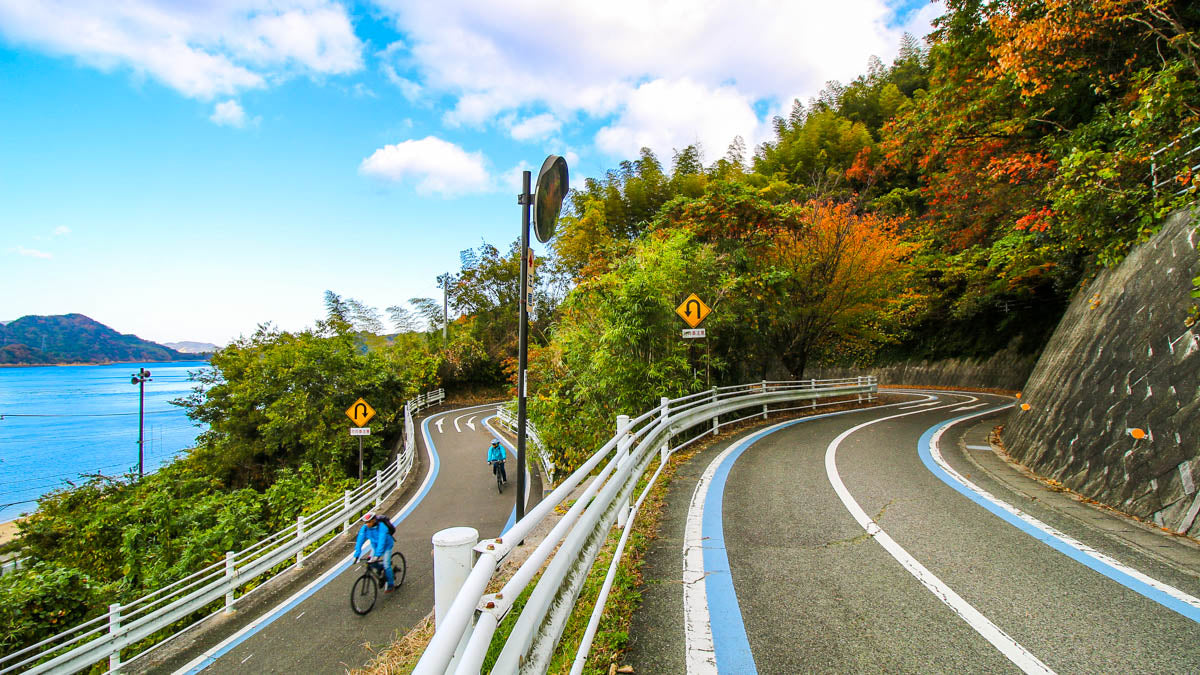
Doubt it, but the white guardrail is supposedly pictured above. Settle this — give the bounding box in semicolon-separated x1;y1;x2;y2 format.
492;406;556;483
0;388;445;675
414;377;877;674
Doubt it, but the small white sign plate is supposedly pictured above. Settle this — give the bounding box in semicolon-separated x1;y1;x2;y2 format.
682;328;706;339
350;427;372;436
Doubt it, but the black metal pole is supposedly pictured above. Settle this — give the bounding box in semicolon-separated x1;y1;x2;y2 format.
358;437;363;483
516;169;532;523
138;371;145;478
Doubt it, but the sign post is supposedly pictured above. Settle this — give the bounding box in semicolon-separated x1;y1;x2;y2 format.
516;155;568;524
345;398;376;483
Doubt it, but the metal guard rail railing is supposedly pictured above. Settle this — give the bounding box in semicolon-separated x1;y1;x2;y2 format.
492;406;556;484
413;377;876;674
1;388;445;675
1151;123;1200;198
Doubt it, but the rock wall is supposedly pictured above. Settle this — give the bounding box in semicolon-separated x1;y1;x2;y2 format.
1003;207;1200;534
809;346;1036;392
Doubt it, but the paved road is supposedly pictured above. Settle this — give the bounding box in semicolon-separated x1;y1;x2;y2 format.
162;402;536;674
630;391;1200;673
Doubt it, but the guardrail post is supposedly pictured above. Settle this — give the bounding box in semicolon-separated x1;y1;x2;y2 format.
810;379;817;409
433;526;478;668
616;414;632;529
224;551;237;613
108;602;122;672
343;490;353;532
374;470;383;507
711;387;719;435
296;515;306;567
857;376;864;402
761;380;768;419
660;397;671;462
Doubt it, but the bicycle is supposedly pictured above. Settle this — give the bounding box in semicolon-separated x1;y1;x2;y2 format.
350;552;407;615
490;459;507;494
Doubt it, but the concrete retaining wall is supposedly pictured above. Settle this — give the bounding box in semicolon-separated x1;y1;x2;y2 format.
809;346;1036;392
1002;207;1200;533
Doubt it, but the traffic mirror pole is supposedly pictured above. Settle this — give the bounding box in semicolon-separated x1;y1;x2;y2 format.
516;169;532;523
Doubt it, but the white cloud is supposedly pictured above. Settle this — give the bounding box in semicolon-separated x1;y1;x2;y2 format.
509;113;562;142
371;0;940;158
0;1;363;100
15;246;52;259
595;79;764;164
359;136;492;196
52;226;71;236
210;100;248;127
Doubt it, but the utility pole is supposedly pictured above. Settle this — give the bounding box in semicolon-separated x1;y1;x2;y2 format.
130;368;152;477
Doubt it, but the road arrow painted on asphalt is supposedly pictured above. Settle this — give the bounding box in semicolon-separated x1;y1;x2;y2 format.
466;416;476;431
436;419;444;433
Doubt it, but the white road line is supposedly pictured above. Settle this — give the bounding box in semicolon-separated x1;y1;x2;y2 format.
953;403;988;411
682;442;734;674
898;401;942;410
240;654;253;664
435;419;444;434
823;401;1055;675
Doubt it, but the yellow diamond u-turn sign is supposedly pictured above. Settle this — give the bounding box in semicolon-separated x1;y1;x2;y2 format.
345;398;376;427
675;293;712;328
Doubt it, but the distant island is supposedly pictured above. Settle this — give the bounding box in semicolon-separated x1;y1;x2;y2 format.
0;314;198;365
162;341;219;354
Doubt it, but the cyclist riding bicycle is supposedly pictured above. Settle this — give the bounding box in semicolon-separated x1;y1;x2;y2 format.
354;512;396;592
487;439;508;484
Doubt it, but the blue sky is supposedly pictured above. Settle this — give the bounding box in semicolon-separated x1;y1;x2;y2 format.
0;0;940;346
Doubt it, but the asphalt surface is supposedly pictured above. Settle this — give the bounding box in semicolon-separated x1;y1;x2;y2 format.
630;391;1200;674
142;402;538;675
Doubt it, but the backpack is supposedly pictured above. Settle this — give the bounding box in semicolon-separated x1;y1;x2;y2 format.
380;517;396;537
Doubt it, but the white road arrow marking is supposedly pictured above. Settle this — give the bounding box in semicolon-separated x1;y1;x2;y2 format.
466;416;476;431
435;419;444;434
454;417;462;433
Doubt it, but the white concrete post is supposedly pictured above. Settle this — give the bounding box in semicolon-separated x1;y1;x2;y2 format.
433;526;479;668
811;379;817;409
616;414;632;529
224;551;236;613
343;490;352;533
108;603;122;672
857;376;864;402
374;470;383;507
296;515;306;567
711;387;719;435
761;380;768;419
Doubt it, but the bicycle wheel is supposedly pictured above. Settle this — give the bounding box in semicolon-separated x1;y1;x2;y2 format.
391;552;407;587
350;572;378;615
497;468;504;493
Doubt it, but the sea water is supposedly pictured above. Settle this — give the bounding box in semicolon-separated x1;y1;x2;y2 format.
0;361;209;522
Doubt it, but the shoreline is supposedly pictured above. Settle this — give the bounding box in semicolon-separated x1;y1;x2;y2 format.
0;359;211;368
0;519;22;546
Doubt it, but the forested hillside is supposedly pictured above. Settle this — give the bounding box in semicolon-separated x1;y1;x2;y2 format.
523;0;1200;465
0;314;189;365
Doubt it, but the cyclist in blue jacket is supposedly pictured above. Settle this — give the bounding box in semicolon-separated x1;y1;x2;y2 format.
487;439;507;484
354;512;396;591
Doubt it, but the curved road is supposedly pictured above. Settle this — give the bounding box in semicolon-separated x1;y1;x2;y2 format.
168;403;534;674
631;391;1200;673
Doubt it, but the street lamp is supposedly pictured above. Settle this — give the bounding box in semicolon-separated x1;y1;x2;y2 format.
515;155;568;522
130;367;152;478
